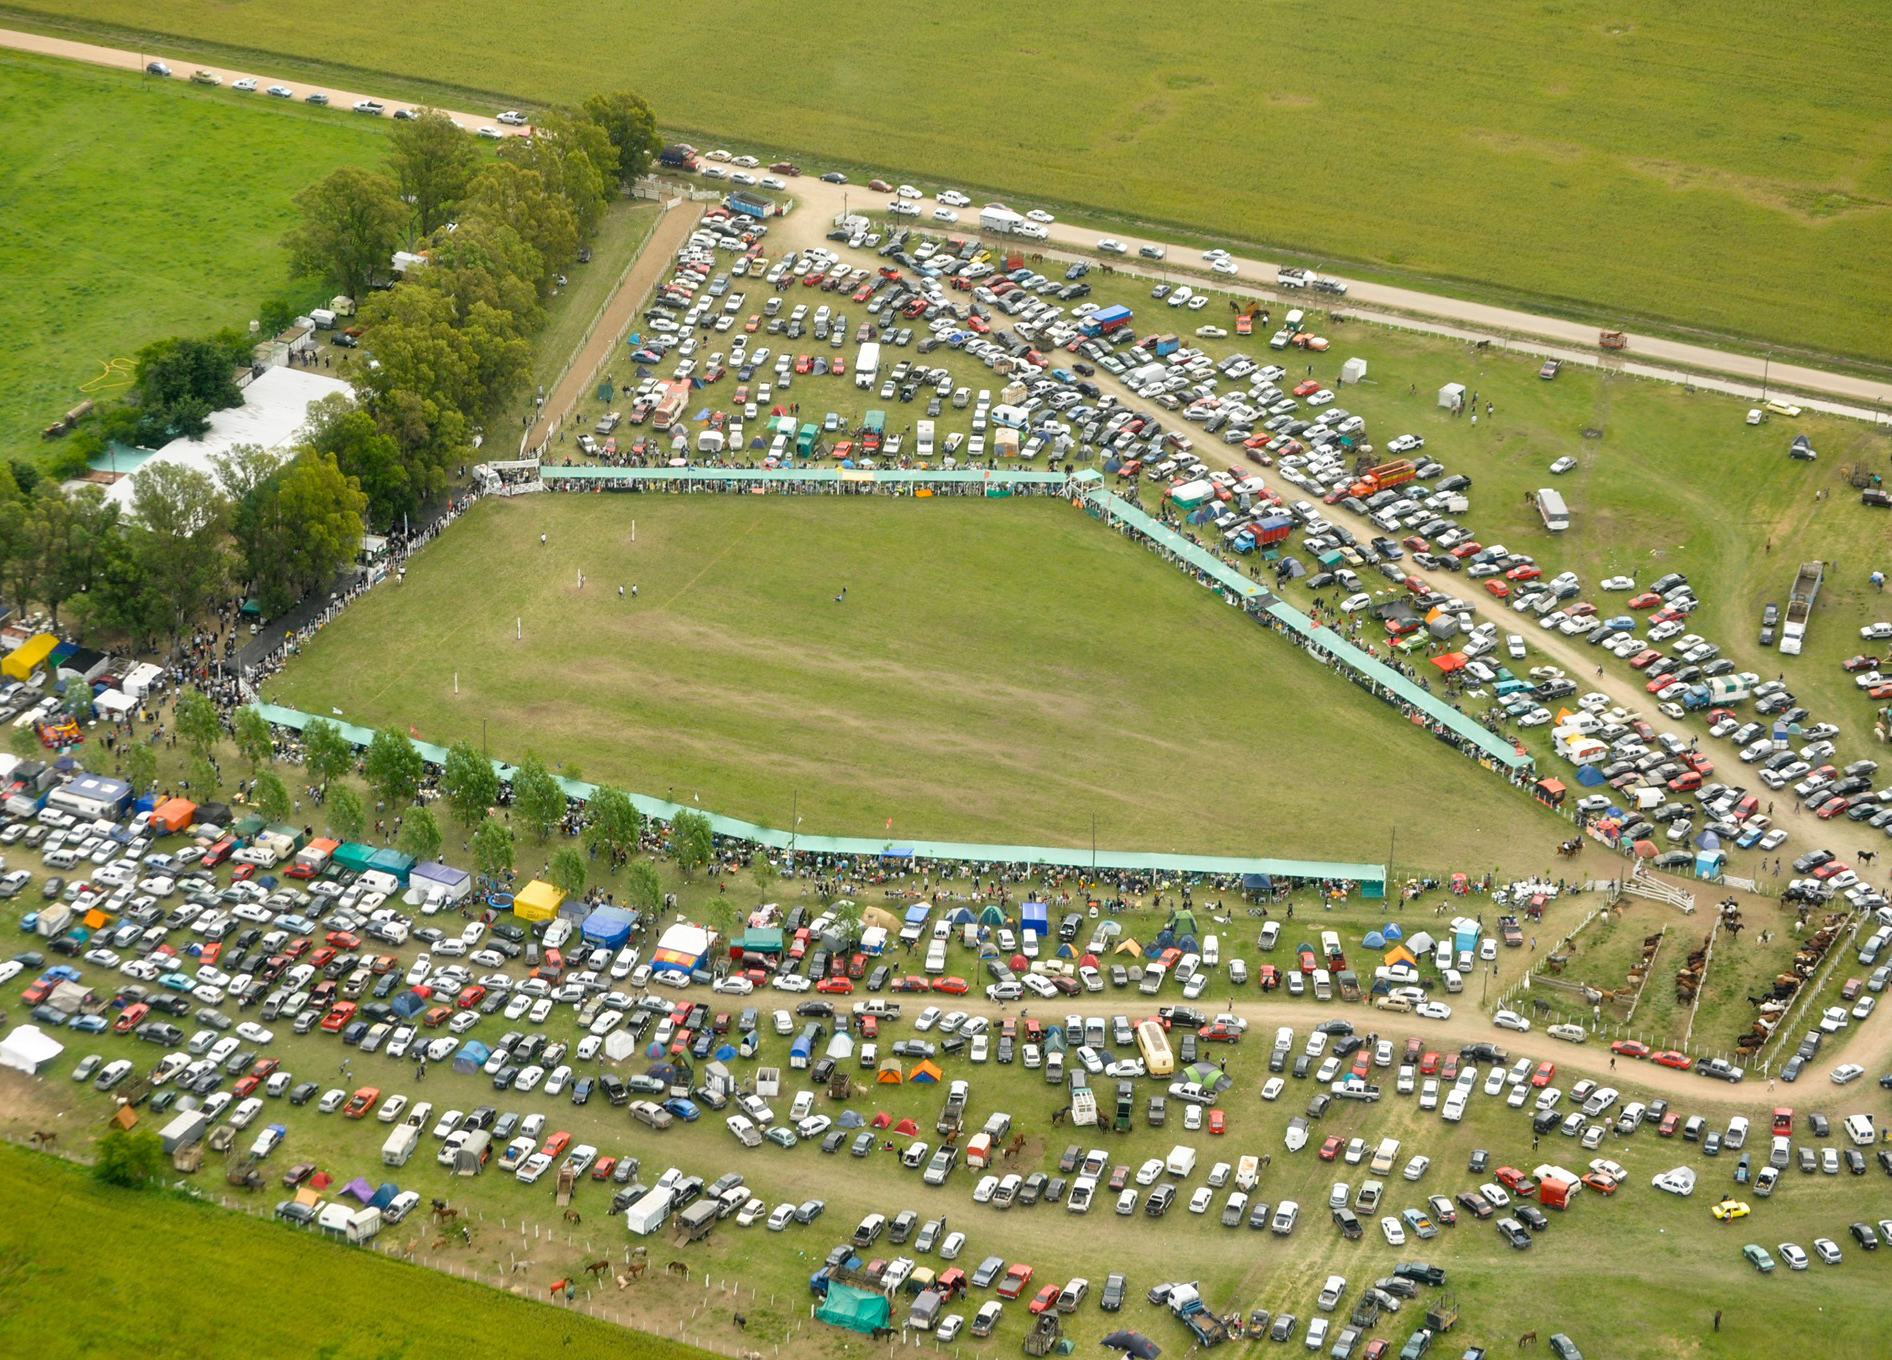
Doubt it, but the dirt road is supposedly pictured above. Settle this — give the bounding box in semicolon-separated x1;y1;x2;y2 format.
8;26;1891;415
523;203;701;454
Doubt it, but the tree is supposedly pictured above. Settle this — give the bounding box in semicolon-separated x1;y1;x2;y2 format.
548;846;588;900
364;726;424;807
120;740;157;796
462;162;577;296
499;111;611;241
300;718;354;790
670;809;714;878
187;754;219;803
386;109;482;237
93;1128;167;1188
703;893;738;945
582;785;642;867
282;165;410;302
581;90;662;189
300;393;416;530
64;683;95;724
471;815;515;883
8;726;38;761
397;803;442;864
175;689;221;759
131;331;250;441
327;785;365;841
622;860;663;915
751;850;778;902
252;769;292;823
123;462;231;648
232;707;275;773
441;740;500;827
40;485;119;628
829;896;865;948
511;752;565;842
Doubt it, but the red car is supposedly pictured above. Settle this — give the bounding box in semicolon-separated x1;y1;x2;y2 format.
1811;861;1851;880
1628;649;1664;670
932;977;969;996
1208;1110;1226;1135
1448;542;1483;559
1027;1284;1061;1315
325;931;362;950
1483;579;1509;598
997;1263;1034;1300
1581;1172;1620;1196
1667;771;1703;792
114;1002;150;1033
1658;1112;1682;1136
1651;1050;1693;1070
1419;1052;1441;1075
1530;1061;1556;1088
456;984;486;1009
342;1087;380;1118
1842;655;1880;672
1816;796;1851;819
233;1074;263;1098
1402;536;1430;553
591;1156;617;1181
814;977;853;995
541;1131;572;1160
1628;592;1662;609
1505;564;1542;581
894;976;931;993
320;1002;358;1033
1611;1040;1650;1059
1318;1135;1344;1162
1198;1023;1241;1043
1293;379;1322;397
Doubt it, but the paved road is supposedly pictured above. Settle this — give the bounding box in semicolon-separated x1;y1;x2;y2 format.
9;25;1892;417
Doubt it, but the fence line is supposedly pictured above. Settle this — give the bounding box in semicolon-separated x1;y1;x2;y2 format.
1753;911;1865;1074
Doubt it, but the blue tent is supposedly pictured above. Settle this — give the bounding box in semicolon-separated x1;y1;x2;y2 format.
946;907;975;925
977;905;1007;927
1363;931;1386;951
452;1040;492;1074
1242;873;1273;893
582;905;634;949
369;1182;401;1210
391;991;429;1020
1382;923;1404;941
1574;765;1607;787
714;1044;738;1062
1021;902;1049;937
1055;943;1075;959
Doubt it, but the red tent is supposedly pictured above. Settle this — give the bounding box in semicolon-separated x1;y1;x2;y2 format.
893;1118;919;1136
1079;953;1099;969
1009;954;1028;972
870;1112;892;1129
1632;839;1658;859
1430;652;1468;673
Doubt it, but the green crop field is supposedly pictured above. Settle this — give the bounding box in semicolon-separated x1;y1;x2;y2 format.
0;50;388;458
264;494;1550;869
13;1;1892;363
0;1144;715;1360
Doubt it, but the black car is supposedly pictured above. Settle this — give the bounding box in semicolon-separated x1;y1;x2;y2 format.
1100;1273;1126;1312
1468;1148;1490;1173
1332;1207;1363;1239
1515;1204;1550;1232
1850;1222;1879;1251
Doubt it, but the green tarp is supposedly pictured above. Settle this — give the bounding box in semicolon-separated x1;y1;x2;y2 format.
817;1283;890;1335
741;927;785;955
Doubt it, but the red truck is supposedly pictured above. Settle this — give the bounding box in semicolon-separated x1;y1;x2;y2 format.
1347;459;1416;499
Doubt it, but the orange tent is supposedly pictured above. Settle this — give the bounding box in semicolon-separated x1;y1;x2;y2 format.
149;798;196;833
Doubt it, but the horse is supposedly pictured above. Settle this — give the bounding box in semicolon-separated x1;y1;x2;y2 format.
584;1259;611;1278
623;1261;648;1282
431;1204;459;1226
665;1261;691;1278
27;1130;57;1150
1518;1333;1538;1349
562;1208;583;1225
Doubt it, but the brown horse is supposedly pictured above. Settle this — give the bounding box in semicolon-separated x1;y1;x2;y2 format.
665;1260;691;1278
562;1208;583;1225
1517;1333;1538;1349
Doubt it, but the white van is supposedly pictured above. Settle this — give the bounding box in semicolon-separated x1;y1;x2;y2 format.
1844;1114;1876;1147
1441;968;1464;994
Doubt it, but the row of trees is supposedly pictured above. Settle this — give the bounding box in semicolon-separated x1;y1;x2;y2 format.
283;96;659;528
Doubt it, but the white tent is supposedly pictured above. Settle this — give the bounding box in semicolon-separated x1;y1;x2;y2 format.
1437;382;1466;411
96;689;136;718
0;1024;64;1075
603;1031;639;1064
1341;358;1367;385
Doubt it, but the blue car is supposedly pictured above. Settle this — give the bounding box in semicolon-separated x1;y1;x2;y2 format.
1604;616;1637;632
663;1097;700;1123
68;1014;108;1033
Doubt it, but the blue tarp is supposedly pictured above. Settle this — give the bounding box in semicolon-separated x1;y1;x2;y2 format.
1021;902;1049;936
582;905;634;949
904;905;930;926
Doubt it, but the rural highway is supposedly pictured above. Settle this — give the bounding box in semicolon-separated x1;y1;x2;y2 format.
10;26;1892;418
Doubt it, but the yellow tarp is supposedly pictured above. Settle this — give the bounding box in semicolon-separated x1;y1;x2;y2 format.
2;634;55;681
512;879;564;922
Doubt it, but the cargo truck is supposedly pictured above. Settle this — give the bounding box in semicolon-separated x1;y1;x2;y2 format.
1079;305;1133;337
1348;460;1415;498
1780;561;1823;656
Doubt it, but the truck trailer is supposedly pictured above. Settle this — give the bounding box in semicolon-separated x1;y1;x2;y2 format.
1780;561;1823;656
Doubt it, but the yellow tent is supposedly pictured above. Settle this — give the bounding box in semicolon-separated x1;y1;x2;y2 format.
513;879;564;922
1384;943;1418;970
876;1059;904;1085
1112;938;1143;957
909;1060;944;1084
2;634;55;682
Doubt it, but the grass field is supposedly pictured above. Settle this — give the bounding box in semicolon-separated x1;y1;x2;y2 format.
12;2;1892;365
263;494;1552;868
0;49;387;457
0;1144;716;1360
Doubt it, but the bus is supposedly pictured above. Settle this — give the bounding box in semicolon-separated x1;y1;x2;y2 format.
1135;1019;1175;1077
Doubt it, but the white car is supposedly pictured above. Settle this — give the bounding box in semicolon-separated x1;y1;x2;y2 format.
1098;238;1127;255
1416;1001;1452;1021
235;1022;274;1044
896;184;921;199
1211;258;1239;275
1493;1010;1531;1032
1195;325;1227;339
1600;575;1636;591
1860;623;1892;641
772;973;811;992
1261;1077;1284;1102
476;127;504;140
497;110;529;125
938;190;970;207
711;976;753;994
766;1203;797;1231
1026;209;1055;223
1652;1166;1696;1196
232;78;258;92
1381;1216;1406;1246
1549;457;1578;474
930;207;959;223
